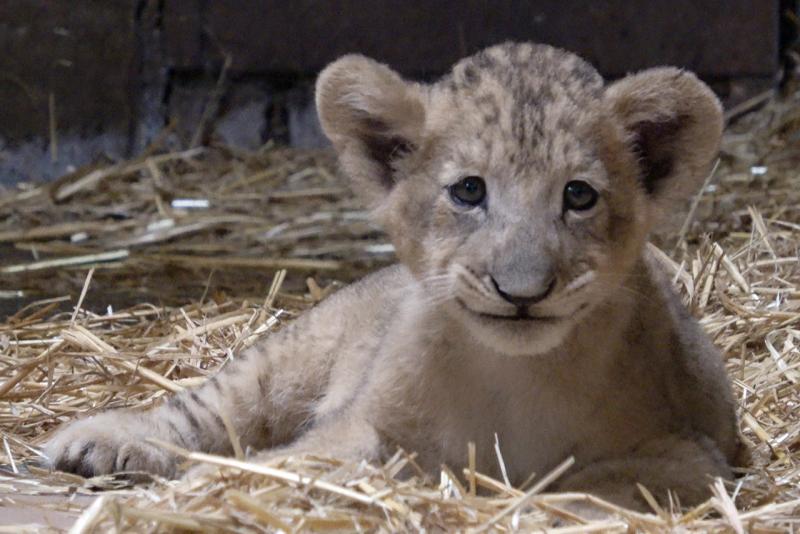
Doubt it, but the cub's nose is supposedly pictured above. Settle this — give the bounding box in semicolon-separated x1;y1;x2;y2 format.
490;276;555;307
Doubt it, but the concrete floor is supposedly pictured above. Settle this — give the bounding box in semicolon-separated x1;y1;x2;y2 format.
0;491;94;531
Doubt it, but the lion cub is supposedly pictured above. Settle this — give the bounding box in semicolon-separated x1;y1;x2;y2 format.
45;43;739;509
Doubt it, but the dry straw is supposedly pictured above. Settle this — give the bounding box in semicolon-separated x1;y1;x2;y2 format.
1;84;800;531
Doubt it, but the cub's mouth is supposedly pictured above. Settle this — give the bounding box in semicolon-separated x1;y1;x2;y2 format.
454;297;563;323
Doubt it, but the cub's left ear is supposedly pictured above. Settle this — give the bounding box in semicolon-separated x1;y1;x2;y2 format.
604;68;723;206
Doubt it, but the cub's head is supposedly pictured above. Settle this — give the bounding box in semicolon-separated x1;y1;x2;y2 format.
316;42;722;356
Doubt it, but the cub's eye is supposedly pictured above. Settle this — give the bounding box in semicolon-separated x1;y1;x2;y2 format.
449;176;486;206
563;180;598;211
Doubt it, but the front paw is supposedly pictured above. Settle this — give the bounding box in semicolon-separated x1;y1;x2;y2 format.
43;413;177;478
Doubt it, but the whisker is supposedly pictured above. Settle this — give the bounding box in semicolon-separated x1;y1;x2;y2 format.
452;265;503;302
564;270;596;294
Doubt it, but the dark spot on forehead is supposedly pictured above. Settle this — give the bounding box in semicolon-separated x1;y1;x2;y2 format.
463;65;480;86
534;82;555;105
447;78;458;92
556;112;578;132
475;94;500;125
571;60;602;87
477;130;495;156
473;50;497;71
511;103;545;147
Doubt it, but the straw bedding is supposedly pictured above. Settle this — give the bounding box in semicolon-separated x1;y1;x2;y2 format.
1;87;799;532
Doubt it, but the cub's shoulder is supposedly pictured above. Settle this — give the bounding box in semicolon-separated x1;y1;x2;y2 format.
327;264;412;304
296;264;413;332
354;263;411;292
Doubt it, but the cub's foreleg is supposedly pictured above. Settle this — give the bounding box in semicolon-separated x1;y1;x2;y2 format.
45;320;339;477
554;435;732;512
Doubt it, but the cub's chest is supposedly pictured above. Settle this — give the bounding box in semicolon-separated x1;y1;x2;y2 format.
376;355;564;476
392;354;669;484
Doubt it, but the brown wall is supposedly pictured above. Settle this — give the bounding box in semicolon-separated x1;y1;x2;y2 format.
167;0;778;77
0;1;781;184
0;1;138;140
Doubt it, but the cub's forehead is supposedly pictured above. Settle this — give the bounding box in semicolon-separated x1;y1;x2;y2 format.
444;43;602;94
434;43;603;127
429;43;606;175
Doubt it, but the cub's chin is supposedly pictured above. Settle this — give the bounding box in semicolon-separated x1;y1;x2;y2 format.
446;299;577;357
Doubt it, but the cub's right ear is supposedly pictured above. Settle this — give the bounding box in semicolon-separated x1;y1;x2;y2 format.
316;55;426;208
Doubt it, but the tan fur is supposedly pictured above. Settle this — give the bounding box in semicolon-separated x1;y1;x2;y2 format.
44;43;739;510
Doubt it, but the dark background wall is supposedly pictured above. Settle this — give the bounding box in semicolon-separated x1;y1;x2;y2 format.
0;0;785;184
